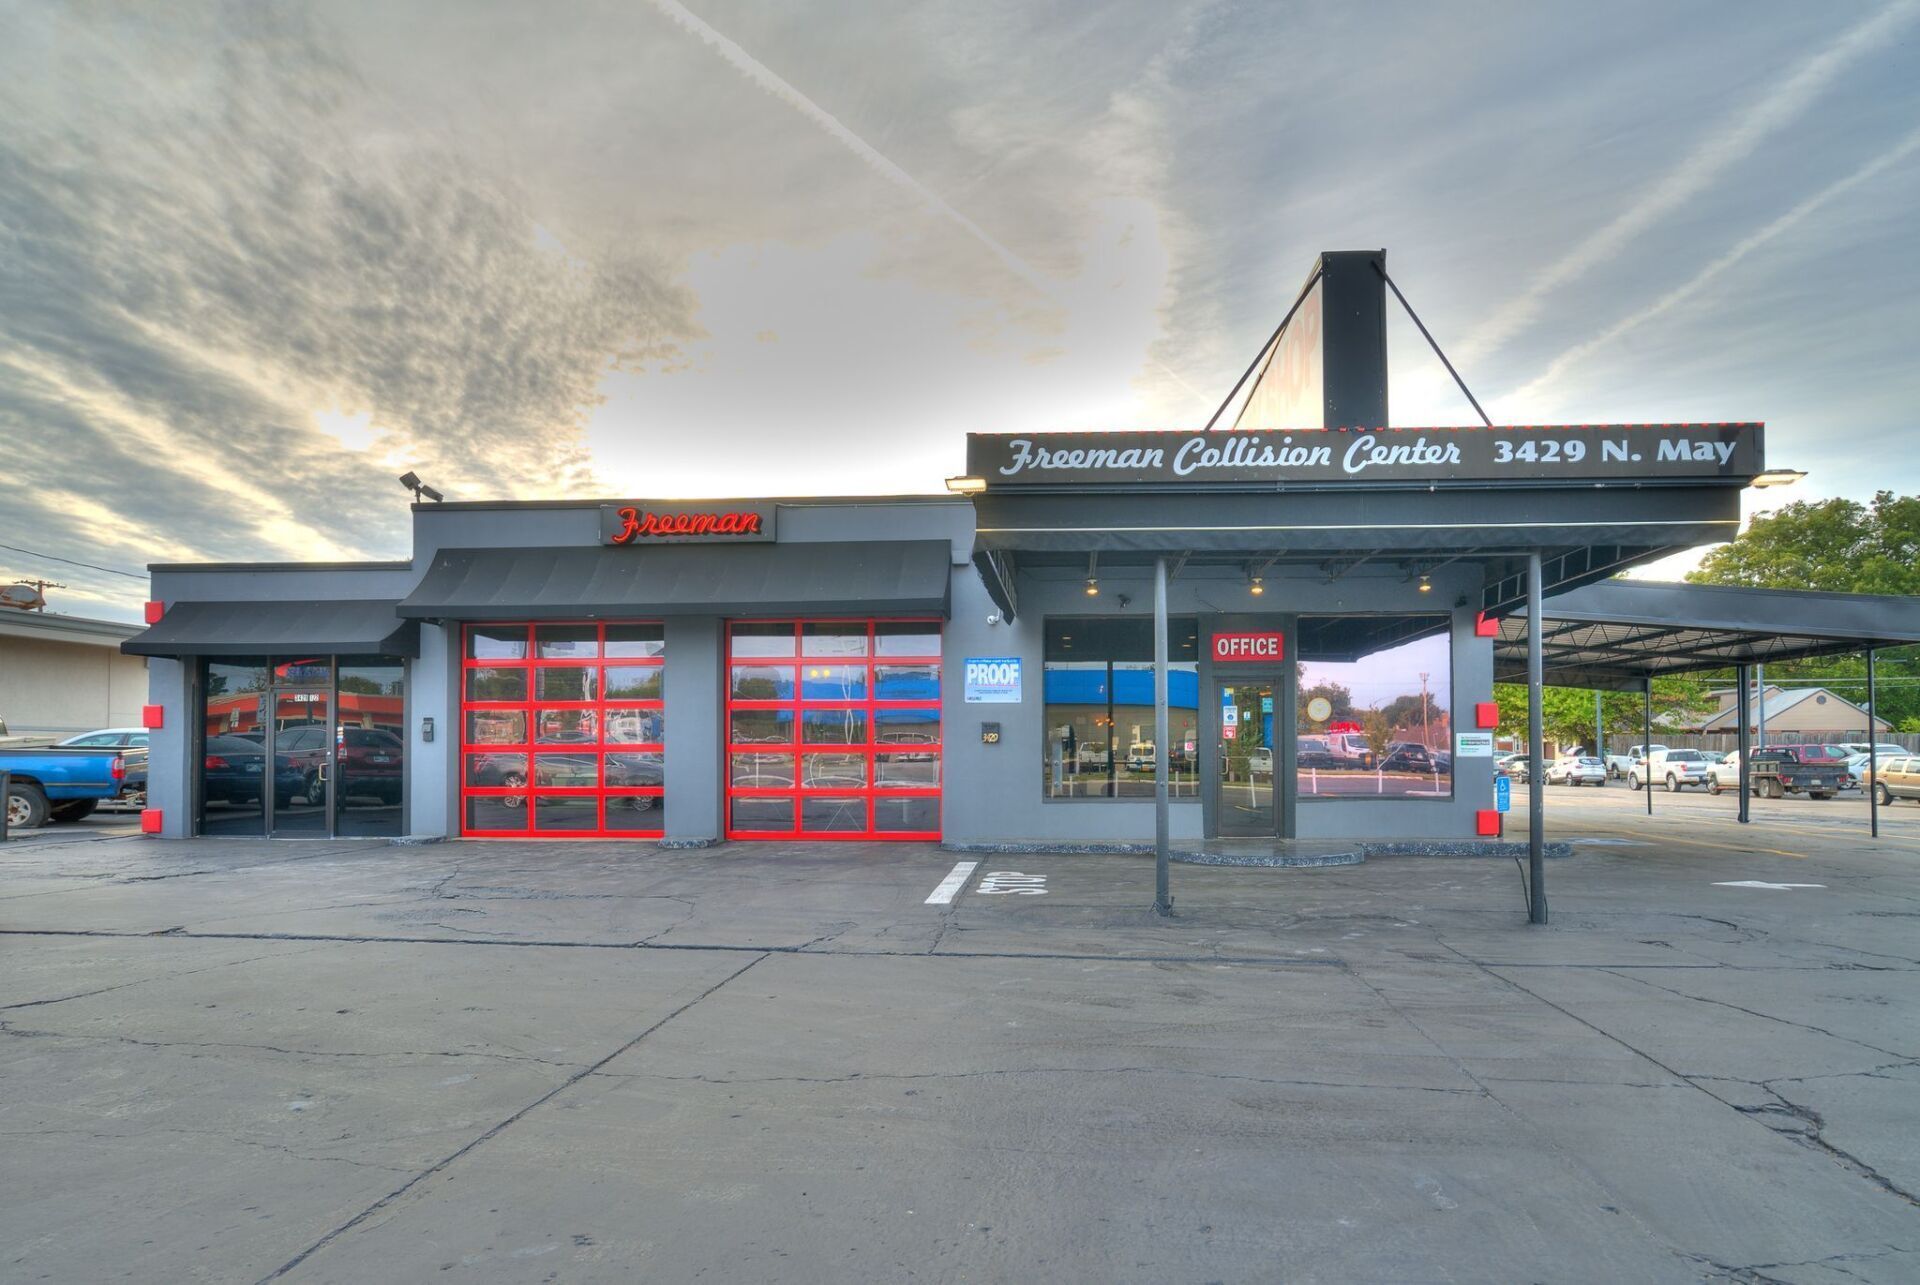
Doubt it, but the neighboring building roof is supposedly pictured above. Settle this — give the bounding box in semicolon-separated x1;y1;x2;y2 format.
0;610;145;648
1695;686;1891;734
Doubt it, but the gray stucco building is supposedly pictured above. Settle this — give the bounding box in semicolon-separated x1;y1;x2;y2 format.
120;252;1770;849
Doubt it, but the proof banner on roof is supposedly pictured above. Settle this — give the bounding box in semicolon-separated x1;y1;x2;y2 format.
965;424;1763;489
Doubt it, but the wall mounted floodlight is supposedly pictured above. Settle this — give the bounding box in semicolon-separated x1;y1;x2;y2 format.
1248;577;1265;596
944;475;987;494
1084;578;1100;596
1750;469;1806;489
1418;575;1432;593
398;472;444;503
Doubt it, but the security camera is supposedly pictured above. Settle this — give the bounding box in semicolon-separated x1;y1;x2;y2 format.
1116;594;1132;609
986;612;1002;626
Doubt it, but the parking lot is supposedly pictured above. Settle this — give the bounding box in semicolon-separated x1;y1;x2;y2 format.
4;789;1920;1283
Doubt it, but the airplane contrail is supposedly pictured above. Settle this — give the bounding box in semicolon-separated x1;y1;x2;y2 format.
645;0;1212;409
1505;123;1920;408
1460;0;1920;365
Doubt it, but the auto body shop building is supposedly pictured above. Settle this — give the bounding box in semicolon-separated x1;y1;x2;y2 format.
122;251;1775;848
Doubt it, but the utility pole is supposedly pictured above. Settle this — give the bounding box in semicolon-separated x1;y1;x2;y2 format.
1419;672;1430;748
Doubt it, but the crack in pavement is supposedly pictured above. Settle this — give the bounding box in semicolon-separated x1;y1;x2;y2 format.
1602;969;1915;1062
1444;941;1920;1225
0;927;1344;967
256;952;770;1282
592;1065;1493;1094
0;1021;588;1069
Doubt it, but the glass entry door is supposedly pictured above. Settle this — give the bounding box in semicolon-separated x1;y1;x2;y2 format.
268;688;332;837
1215;679;1280;836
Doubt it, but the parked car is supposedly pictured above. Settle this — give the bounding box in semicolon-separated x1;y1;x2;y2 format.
1497;753;1532;783
1247;746;1274;776
1075;740;1109;770
1867;755;1920;806
1546;755;1607;786
0;743;135;828
1125;740;1155;772
1330;733;1377;769
55;728;149;810
1606;743;1666;780
1632;748;1711;792
1748;746;1845;799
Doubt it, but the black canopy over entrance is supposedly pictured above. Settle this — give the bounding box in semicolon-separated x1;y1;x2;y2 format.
1494;578;1920;839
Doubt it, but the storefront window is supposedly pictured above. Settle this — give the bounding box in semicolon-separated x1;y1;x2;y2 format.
725;618;942;838
459;622;665;836
1295;616;1452;800
1042;618;1199;800
197;655;405;838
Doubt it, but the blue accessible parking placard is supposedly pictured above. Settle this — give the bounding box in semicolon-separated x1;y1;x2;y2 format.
1495;775;1511;813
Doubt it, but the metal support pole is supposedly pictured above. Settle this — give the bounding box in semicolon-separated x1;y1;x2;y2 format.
1643;679;1653;817
1867;648;1879;840
1736;664;1751;824
1527;553;1546;925
1153;556;1172;916
1594;689;1604;759
1754;662;1766;750
0;769;10;843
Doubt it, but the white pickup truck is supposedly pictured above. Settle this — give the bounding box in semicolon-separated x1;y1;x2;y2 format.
1606;744;1665;780
1632;747;1713;792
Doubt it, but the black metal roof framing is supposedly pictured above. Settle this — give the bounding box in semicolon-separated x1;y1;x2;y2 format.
1495;580;1920;690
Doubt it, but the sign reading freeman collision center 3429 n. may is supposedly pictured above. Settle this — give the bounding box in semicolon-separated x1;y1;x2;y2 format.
601;503;777;545
965;424;1763;488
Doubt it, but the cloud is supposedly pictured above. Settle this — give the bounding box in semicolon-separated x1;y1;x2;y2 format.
1456;0;1920;366
1504;123;1920;411
0;2;695;612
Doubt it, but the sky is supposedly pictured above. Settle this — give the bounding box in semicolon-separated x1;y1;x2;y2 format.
2;0;1918;621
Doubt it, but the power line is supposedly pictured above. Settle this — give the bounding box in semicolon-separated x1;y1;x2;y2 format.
0;542;147;581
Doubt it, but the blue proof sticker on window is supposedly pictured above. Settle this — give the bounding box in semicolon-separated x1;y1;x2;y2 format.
963;657;1022;703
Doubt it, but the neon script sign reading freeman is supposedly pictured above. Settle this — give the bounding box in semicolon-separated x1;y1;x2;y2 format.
600;503;778;545
611;508;763;541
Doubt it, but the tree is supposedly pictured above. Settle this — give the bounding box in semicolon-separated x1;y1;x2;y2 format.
1359;707;1393;759
1492;679;1708;749
1688;489;1920;730
1688;491;1920;595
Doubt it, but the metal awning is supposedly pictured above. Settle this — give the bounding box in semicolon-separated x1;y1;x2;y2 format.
399;542;954;620
1496;580;1920;689
121;599;421;659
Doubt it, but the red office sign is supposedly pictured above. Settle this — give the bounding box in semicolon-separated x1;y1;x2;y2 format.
601;503;777;545
1212;631;1285;663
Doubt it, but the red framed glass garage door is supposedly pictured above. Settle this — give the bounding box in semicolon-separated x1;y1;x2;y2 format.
460;622;665;838
726;619;942;840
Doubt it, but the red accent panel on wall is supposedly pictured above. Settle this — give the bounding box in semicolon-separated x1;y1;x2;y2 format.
1475;809;1500;836
1475;702;1499;729
140;809;163;834
1474;612;1500;638
141;705;165;729
144;601;166;624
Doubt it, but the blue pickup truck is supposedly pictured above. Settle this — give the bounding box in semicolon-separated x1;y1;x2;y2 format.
1;746;135;829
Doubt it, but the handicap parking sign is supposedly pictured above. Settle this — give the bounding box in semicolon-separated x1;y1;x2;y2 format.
1495;775;1511;813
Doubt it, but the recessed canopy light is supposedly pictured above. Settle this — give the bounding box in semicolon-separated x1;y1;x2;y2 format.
1750;469;1806;489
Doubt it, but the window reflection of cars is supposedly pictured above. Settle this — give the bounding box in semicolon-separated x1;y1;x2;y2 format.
1248;747;1273;776
1379;743;1434;773
336;728;403;803
1125;741;1154;771
606;756;663;788
202;734;305;806
1076;741;1109;769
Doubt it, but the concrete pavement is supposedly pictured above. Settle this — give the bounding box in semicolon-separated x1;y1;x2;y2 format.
3;787;1919;1281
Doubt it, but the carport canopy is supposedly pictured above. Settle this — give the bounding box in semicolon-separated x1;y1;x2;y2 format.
1495;580;1920;690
